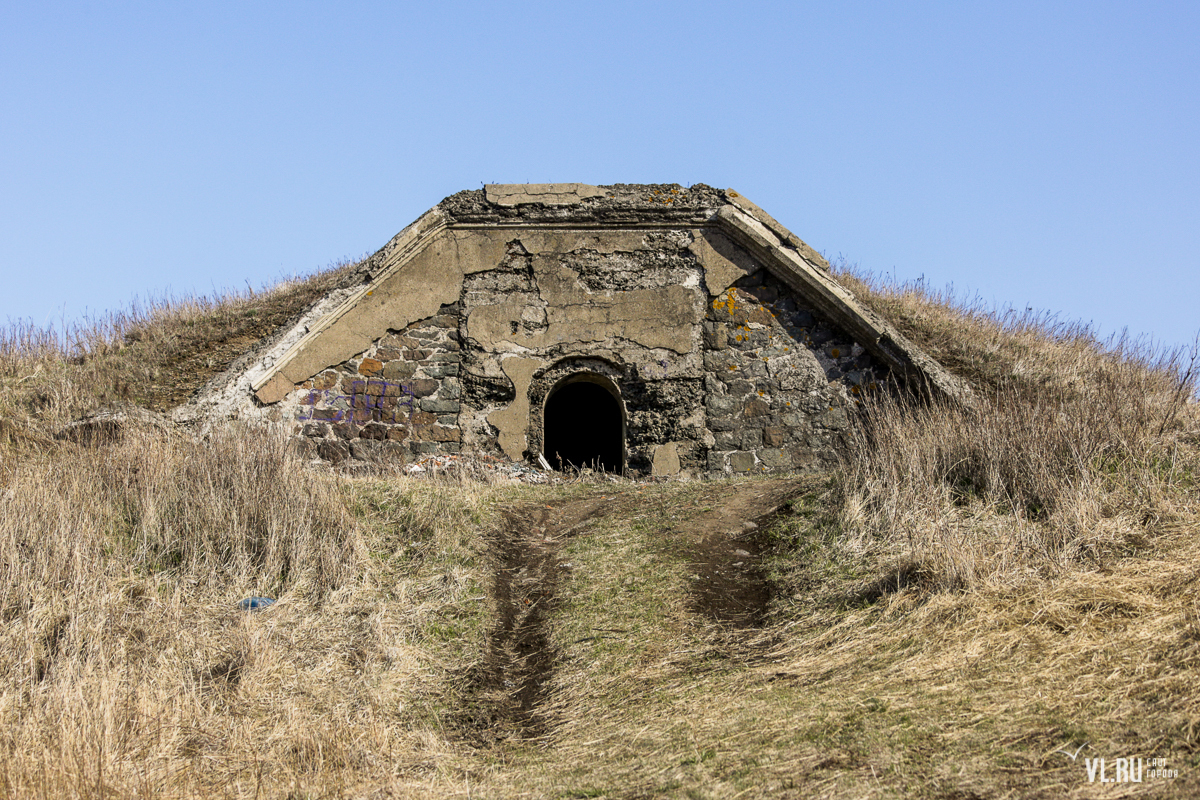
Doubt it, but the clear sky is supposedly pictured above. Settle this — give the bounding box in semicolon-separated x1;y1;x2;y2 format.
2;1;1197;356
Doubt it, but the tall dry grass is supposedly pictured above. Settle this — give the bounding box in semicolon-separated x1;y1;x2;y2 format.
834;267;1199;589
1;426;359;613
0;424;504;799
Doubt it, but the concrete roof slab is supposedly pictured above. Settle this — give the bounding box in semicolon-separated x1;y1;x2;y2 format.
484;183;608;206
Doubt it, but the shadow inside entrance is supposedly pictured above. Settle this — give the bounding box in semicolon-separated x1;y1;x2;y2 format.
543;381;623;473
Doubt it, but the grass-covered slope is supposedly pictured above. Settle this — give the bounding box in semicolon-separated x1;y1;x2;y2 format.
0;257;365;438
0;261;1197;798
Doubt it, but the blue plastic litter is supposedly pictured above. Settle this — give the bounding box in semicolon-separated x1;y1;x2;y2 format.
236;597;275;611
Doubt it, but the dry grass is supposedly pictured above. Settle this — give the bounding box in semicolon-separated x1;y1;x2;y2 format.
0;426;510;799
835;265;1199;591
0;261;1197;797
0;256;366;437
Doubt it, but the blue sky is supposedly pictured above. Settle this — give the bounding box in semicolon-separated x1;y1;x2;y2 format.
2;1;1197;355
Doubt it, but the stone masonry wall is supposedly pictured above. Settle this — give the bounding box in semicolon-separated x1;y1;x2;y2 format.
287;229;888;477
702;269;887;475
289;305;462;467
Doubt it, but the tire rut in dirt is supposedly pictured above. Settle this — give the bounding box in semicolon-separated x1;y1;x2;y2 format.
688;522;775;628
456;506;564;744
680;478;817;630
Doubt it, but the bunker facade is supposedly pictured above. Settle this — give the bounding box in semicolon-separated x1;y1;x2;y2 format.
216;184;968;477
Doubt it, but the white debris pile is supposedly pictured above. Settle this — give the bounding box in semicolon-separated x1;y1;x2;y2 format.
401;453;558;484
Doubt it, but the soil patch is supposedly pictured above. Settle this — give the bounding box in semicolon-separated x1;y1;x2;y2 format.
689;530;773;627
671;477;816;627
456;492;620;743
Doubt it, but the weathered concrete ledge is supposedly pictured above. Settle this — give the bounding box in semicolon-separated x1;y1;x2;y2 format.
484;183;609;206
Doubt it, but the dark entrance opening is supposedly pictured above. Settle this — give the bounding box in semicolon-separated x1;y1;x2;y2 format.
543;379;623;473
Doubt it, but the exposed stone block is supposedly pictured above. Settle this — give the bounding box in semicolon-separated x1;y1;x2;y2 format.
422;364;459;378
763;426;785;447
317;439;350;464
744;397;770;417
414;425;461;443
705;395;738;415
360;422;389;440
381;334;419;349
703;352;738;373
702;324;727;350
729;451;757;472
758;448;788;468
817;407;849;429
383;361;417;380
713;430;739;449
312;371;339;391
302;422;328;438
409;378;440;397
420;398;460;414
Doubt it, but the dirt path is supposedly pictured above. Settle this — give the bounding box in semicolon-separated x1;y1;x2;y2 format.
459;477;817;743
668;477;820;627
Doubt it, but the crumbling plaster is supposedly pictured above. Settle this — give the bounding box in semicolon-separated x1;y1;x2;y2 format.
183;183;970;477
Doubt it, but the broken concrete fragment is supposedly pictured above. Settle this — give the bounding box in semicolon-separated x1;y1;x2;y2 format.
487;357;541;460
484;183;608;206
651;442;682;476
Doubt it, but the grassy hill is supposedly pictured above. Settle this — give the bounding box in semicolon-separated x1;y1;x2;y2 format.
0;261;1196;799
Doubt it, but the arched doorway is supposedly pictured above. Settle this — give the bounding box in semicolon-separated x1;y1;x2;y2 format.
542;375;624;473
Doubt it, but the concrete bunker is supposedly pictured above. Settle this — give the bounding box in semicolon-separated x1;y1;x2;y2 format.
183;183;972;478
542;372;625;473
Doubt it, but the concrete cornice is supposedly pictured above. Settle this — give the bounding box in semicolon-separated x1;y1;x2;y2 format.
250;208;448;402
713;203;973;403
